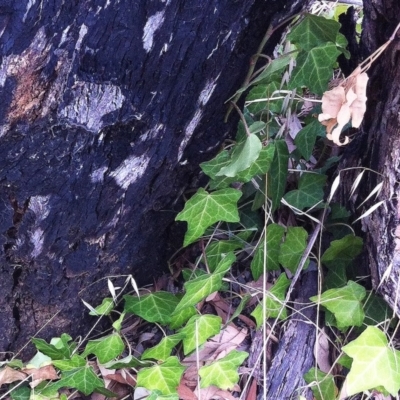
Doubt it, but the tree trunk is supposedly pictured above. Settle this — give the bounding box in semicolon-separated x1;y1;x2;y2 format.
0;1;309;358
339;0;400;314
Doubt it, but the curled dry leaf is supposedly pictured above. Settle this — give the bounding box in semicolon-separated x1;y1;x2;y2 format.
0;366;27;385
319;71;369;146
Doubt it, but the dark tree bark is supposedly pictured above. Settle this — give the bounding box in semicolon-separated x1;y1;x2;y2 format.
339;0;400;313
0;1;310;357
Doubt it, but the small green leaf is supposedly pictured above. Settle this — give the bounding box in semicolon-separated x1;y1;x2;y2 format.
290;44;341;95
142;334;185;361
169;306;198;330
288;14;340;51
89;297;114;316
204;240;244;272
201;151;230;180
249;121;266;134
246;81;282;115
279;227;309;273
180;315;221;355
137;356;186;396
173;253;235;313
10;385;31;400
363;292;393;326
102;355;150;369
304;368;337;400
294;120;325;160
31;339;65;360
268;140;289;211
199;350;248;390
251;274;290;327
81;333;125;364
52;355;86;371
112;312;125;332
26;352;52;369
216;134;262;178
47;366;104;396
310;281;366;329
124;292;179;324
322;235;363;269
251;223;285;279
250;53;292;86
176;188;242;246
342;326;400;396
283;173;326;210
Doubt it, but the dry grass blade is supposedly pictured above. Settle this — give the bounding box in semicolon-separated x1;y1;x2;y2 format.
353;200;385;223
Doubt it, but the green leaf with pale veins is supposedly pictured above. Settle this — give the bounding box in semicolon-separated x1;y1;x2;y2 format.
46;366;104;396
201;151;230;180
290;43;341;95
251;273;290;327
321;235;363;269
268;139;289;211
288;14;340;51
173;253;235;314
180;315;221;355
279;227;309;273
294;119;325;160
137;356;186;396
251;223;285;279
204;239;244;272
31;338;66;360
342;326;400;396
246;81;282;115
142;334;185;361
304;368;337;400
89;297;114;316
176;188;242;246
81;333;124;364
283;173;326;210
310;281;366;330
124;292;179;324
169;306;197;330
199;350;248;390
216;134;262;178
53;355;86;371
9;385;30;400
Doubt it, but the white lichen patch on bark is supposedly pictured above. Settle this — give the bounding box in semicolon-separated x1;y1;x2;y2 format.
90;166;108;183
198;75;220;106
29;195;51;222
23;0;37;22
31;228;44;258
139;123;165;142
110;154;150;189
75;24;88;52
178;109;203;161
142;11;165;52
59;82;125;132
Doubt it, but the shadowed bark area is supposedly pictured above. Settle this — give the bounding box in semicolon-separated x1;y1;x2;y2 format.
0;1;309;357
338;0;400;313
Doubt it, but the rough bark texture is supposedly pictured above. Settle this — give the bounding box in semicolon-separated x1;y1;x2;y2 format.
339;0;400;313
258;271;318;400
0;1;309;357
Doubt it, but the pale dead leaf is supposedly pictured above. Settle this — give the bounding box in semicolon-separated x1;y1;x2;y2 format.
328;102;351;146
0;366;27;385
350;73;368;128
319;86;345;121
178;380;198;400
314;329;331;373
196;385;237;400
23;365;59;388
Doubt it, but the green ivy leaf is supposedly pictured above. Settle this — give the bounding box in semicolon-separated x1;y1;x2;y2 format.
31;339;66;360
304;368;337;400
9;385;30;400
124;292;179;324
173;253;235;314
268;140;289;211
322;235;363;269
294;119;325;160
180;315;221;355
204;240;244;272
137;356;186;396
363;292;393;326
48;366;104;396
169;306;198;330
288;14;340;51
251;223;285;279
283;173;326;210
216;134;262;178
52;355;86;371
310;281;366;330
199;350;248;390
246;81;282;115
176;188;242;246
81;333;125;364
279;227;309;273
142;334;185;361
342;326;400;396
250;53;292;86
251;274;290;327
89;297;114;316
290;43;341;95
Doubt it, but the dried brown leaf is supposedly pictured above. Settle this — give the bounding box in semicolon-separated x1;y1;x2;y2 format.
23;365;59;388
319;86;345;121
0;366;27;385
